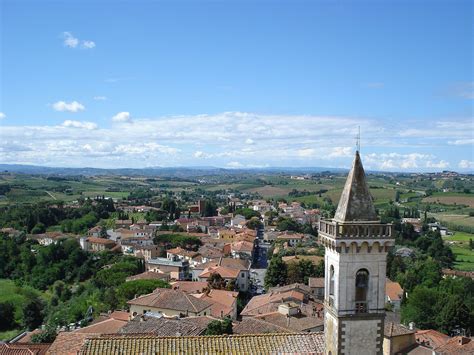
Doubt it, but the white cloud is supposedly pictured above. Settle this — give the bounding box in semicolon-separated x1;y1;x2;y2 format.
112;112;131;122
61;120;97;130
0;112;5;120
81;40;96;49
459;160;474;169
63;32;79;48
297;148;316;158
426;160;450;169
329;147;353;158
0;112;470;169
62;32;95;49
93;96;107;101
448;138;474;145
227;161;243;168
52;100;85;112
194;151;207;158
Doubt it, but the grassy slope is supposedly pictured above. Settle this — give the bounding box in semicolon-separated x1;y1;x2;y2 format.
443;232;474;272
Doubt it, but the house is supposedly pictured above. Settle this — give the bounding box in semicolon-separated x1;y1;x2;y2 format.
415;329;451;350
308;277;325;300
166;247;200;265
385;280;404;310
115;219;133;229
81;237;117;252
29;232;70;246
191;257;250;283
276;232;305;247
130;245;162;261
145;257;190;280
233;317;291;335
192;289;239;319
382;322;416;355
230;240;254;260
433;336;474;354
87;226;103;238
127;288;212;318
198;266;249;292
240;283;323;329
231;215;246;228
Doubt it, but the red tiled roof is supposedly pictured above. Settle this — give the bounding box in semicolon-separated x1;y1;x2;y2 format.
416;329;450;349
199;266;240;279
434;336;474;354
127;289;212;313
385;280;404;301
170;281;208;294
47;332;95;355
0;343;50;355
74;318;127;334
87;237;116;245
308;277;324;288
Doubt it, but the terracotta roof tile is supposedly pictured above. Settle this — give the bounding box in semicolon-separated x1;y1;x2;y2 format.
308;277;324;288
47;332;95;355
385;280;404;301
0;343;50;355
434;336;474;354
170;281;208;294
127;289;212;313
78;333;325;354
233;318;292;335
120;316;213;336
415;329;450;349
126;271;170;282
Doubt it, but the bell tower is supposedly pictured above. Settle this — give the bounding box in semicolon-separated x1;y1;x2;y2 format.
319;151;394;355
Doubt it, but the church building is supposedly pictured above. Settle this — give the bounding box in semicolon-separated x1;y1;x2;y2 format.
319;151;395;355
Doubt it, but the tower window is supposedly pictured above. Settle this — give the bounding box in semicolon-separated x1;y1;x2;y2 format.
329;265;335;297
355;269;369;313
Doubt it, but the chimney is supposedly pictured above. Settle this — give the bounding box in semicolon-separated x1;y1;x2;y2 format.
409;322;415;330
459;337;469;345
286;314;290;327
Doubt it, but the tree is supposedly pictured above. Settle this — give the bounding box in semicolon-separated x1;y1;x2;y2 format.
246;217;263;230
437;295;471;334
204;318;233;335
401;286;440;330
264;256;288;289
23;296;44;330
0;301;15;330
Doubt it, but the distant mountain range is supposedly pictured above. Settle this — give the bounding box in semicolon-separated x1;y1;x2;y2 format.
0;164;470;177
0;163;348;177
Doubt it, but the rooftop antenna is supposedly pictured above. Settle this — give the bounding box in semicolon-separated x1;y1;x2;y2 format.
356;126;361;153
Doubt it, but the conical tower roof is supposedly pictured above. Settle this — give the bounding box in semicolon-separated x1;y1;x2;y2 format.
333;151;378;223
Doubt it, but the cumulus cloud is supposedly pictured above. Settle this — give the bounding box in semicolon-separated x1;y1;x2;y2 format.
227;161;243;168
459;160;474;169
52;101;85;112
93;96;107;101
426;160;450;169
81;40;96;49
329;147;353;158
62;32;95;49
0;112;5;120
112;112;131;122
61;120;97;130
0;112;470;169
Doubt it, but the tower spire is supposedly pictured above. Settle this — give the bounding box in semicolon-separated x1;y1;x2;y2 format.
333;151;378;223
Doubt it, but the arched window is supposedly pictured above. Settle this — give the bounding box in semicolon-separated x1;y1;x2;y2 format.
355;269;369;313
329;265;335;297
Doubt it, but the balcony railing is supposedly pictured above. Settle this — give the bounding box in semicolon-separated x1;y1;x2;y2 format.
319;220;392;239
355;302;368;314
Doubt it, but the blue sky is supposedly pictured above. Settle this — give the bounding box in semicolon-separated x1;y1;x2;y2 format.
0;0;472;171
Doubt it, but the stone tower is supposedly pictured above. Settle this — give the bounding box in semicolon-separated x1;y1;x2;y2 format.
319;151;394;355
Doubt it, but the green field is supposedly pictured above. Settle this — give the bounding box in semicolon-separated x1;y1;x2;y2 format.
450;245;474;271
443;232;474;272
